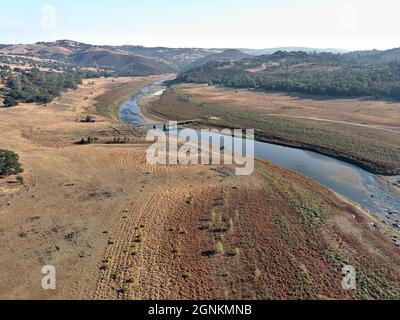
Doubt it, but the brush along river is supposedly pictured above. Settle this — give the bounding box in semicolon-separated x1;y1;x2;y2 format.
119;81;400;237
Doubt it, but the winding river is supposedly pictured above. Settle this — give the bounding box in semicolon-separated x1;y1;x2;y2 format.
120;81;400;234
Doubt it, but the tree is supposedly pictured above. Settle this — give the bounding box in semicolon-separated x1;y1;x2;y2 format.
0;150;23;177
3;96;18;108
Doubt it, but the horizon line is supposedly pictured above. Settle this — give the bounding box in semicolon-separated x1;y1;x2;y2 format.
2;38;399;52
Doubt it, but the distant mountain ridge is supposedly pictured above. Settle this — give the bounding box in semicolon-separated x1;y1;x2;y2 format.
178;49;400;101
242;47;350;55
0;40;176;76
0;40;225;75
184;49;252;70
1;40;400;76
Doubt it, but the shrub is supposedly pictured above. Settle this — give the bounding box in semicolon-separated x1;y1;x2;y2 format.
99;265;109;271
227;218;234;231
125;277;134;284
3;96;18;107
185;195;194;205
81;115;96;123
214;241;224;255
16;175;24;184
0;150;23;177
120;285;130;294
77;136;98;145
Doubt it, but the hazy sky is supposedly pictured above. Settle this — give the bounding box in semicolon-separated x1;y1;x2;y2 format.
1;0;399;50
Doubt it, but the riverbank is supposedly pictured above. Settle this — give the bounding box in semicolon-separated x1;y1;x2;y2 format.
95;75;174;121
144;84;400;176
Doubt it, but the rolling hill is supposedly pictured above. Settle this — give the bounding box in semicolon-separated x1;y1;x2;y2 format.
0;40;176;76
178;49;400;100
242;47;349;55
185;49;252;70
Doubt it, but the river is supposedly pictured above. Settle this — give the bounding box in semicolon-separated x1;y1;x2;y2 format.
119;81;400;234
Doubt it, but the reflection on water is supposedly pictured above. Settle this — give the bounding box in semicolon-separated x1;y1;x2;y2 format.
119;82;400;231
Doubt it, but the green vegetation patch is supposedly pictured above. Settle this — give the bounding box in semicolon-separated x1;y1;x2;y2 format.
3;69;82;105
179;51;400;101
95;81;144;120
324;250;400;299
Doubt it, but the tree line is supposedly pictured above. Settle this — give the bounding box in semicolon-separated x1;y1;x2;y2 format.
178;51;400;101
1;68;114;107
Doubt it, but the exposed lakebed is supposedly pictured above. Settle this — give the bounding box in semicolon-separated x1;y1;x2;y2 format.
120;82;400;235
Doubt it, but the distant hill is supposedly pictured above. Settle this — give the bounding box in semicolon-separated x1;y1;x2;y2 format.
178;50;400;101
2;40;400;79
0;40;176;76
185;49;251;70
242;47;349;55
0;40;225;76
115;45;220;69
346;48;400;63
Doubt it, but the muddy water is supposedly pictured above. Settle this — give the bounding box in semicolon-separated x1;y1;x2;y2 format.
120;82;400;233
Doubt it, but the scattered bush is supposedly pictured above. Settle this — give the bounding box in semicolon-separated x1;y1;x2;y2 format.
214;241;224;255
120;285;130;294
77;136;98;145
255;268;262;279
99;265;109;271
210;210;220;228
16;175;24;184
110;136;130;144
185;195;194;205
81;115;96;123
3;96;18;107
135;234;145;243
227;218;234;231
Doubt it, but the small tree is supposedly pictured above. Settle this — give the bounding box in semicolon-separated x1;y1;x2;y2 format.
3;96;18;108
214;241;224;255
0;150;23;177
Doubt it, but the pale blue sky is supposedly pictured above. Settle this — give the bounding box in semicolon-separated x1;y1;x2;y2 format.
1;0;399;49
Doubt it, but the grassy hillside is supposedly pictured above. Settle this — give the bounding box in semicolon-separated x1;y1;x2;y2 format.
178;50;400;101
0;40;220;76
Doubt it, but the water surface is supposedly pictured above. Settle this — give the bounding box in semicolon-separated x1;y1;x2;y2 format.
120;82;400;232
